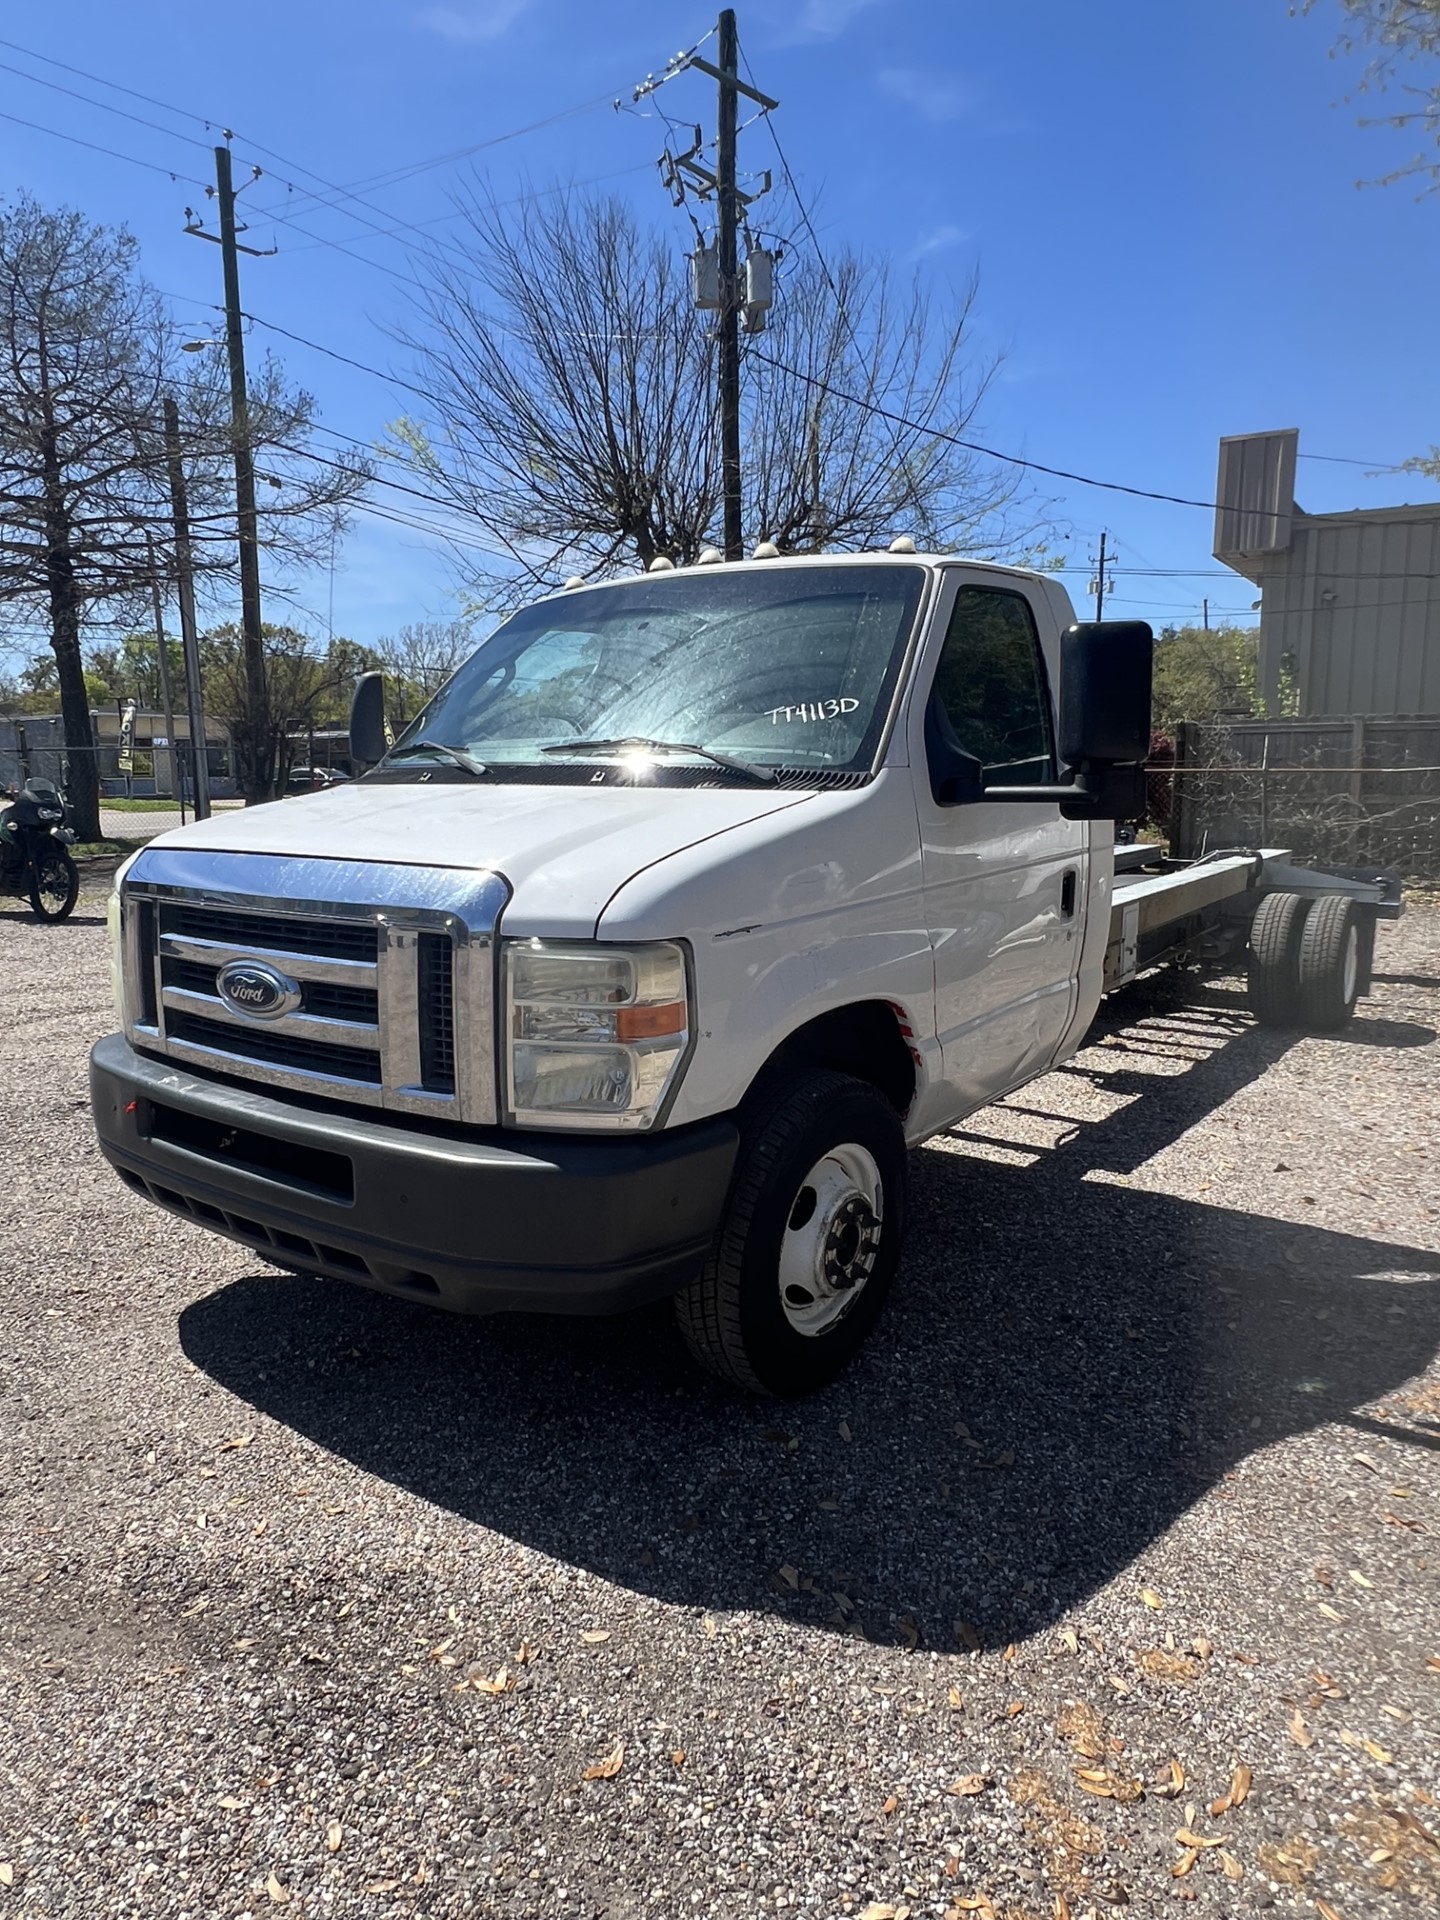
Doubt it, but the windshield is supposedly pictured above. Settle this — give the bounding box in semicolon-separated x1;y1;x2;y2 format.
385;563;927;778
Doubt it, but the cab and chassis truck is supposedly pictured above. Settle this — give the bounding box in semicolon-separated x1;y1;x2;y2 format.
90;553;1399;1396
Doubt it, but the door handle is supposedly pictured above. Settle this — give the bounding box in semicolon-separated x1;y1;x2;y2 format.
1060;868;1078;918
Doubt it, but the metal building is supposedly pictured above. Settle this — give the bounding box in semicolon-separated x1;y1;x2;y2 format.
1214;429;1440;717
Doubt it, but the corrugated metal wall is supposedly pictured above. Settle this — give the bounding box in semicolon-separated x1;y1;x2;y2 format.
1257;506;1440;716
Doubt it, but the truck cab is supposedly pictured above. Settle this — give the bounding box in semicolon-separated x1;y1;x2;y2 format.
93;551;1154;1395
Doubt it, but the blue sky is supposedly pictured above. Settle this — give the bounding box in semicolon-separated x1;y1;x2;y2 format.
3;0;1438;657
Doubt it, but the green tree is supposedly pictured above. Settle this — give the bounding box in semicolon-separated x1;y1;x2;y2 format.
199;625;372;791
1151;626;1264;734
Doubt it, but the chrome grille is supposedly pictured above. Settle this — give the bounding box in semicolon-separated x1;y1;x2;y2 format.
120;849;509;1124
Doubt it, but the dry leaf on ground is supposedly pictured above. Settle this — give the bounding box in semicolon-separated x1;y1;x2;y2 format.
465;1666;514;1696
580;1629;610;1644
1140;1587;1163;1610
1289;1710;1315;1749
1219;1850;1244;1881
582;1740;625;1781
947;1773;992;1797
1172;1847;1200;1879
1059;1628;1079;1654
1314;1902;1344;1920
0;1866;14;1888
325;1822;342;1854
1154;1760;1186;1798
265;1873;289;1904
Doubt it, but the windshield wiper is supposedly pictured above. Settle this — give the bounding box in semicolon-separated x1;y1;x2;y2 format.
385;740;490;778
540;736;775;784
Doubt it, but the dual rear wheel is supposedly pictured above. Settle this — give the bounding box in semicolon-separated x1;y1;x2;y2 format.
1248;890;1369;1031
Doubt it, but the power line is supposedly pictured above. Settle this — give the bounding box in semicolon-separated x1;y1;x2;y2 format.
0;56;217;153
0;106;209;188
0;35;220;133
240;310;433;401
277;164;654;254
750;349;1221;511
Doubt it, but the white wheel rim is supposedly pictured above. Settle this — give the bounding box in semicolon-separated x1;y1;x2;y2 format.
777;1142;883;1338
1343;922;1359;1003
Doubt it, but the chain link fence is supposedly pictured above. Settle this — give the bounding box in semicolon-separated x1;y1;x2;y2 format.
0;728;244;842
1170;717;1440;883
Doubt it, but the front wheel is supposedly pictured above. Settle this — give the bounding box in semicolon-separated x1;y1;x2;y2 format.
29;845;79;920
675;1069;908;1396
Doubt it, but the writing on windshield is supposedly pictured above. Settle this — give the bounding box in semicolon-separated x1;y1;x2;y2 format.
391;564;926;776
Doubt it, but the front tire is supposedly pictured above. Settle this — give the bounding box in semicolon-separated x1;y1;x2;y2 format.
675;1069;908;1397
29;845;78;921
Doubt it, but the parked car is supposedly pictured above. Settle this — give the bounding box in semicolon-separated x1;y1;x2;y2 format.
285;766;349;795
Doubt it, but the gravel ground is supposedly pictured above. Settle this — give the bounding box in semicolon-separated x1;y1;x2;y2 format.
2;884;1438;1920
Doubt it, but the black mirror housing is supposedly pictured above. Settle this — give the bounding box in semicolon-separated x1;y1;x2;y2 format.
349;671;388;769
1058;621;1153;769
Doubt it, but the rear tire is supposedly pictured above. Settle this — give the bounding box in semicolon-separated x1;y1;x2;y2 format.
675;1069;907;1397
1247;890;1310;1027
29;845;78;921
1295;893;1362;1031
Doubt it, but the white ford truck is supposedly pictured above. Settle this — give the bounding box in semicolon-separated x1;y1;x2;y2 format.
92;551;1399;1395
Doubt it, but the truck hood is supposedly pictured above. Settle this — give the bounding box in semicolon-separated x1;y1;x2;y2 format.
147;779;816;936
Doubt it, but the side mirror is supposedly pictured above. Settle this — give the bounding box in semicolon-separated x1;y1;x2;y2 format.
1058;622;1153;770
349;671;388;770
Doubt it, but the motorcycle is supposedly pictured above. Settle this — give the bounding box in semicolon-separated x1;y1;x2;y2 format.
0;777;81;920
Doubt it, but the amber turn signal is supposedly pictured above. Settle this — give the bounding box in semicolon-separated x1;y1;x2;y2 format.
615;1001;687;1042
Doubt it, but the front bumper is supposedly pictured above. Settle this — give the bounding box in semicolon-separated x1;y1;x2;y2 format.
90;1034;738;1316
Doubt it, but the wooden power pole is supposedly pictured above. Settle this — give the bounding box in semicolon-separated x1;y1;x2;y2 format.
163;395;212;821
187;146;275;799
715;9;742;561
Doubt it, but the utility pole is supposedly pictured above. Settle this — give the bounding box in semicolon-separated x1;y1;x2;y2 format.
715;9;742;560
163;395;212;821
1090;530;1111;620
659;15;776;559
1202;597;1210;631
187;146;275;799
145;534;181;816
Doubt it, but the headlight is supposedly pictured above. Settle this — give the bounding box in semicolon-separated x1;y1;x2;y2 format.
502;939;691;1131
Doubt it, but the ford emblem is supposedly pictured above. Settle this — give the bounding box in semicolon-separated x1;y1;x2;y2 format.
216;959;302;1022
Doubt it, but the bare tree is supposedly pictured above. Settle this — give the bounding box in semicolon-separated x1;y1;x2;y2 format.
371;619;475;723
0;194;372;830
0;197;175;836
392;188;1030;607
1302;1;1440;187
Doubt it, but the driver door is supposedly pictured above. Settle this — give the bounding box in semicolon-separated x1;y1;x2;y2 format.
913;576;1087;1113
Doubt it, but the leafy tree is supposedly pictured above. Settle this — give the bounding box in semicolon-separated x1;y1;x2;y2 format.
392;188;1033;608
1151;625;1265;734
199;624;372;791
